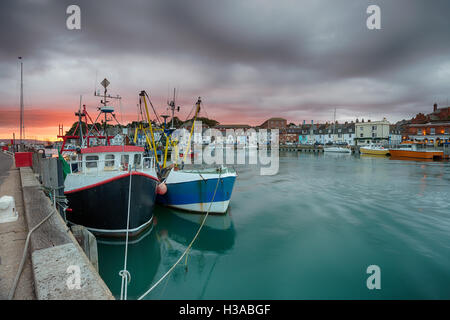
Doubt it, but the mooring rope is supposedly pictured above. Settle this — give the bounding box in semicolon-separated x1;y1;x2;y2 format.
137;168;223;300
8;209;55;300
119;164;133;300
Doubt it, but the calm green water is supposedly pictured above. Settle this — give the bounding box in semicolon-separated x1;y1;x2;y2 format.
97;152;450;299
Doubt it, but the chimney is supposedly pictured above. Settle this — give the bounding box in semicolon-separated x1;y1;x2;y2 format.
433;103;438;112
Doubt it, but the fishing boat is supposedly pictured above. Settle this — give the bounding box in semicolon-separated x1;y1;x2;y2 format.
135;92;237;214
156;167;237;214
63;80;160;237
64;145;160;237
360;145;389;156
389;144;444;160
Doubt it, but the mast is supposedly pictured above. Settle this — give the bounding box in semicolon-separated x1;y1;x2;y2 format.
183;97;201;164
168;88;179;129
94;78;121;146
19;57;24;144
333;107;336;142
77;95;84;146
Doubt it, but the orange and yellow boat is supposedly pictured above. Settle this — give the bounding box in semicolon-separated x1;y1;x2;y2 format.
389;145;444;160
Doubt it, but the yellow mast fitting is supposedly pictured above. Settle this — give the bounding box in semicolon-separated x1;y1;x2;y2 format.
140;91;159;163
133;126;138;144
163;135;170;168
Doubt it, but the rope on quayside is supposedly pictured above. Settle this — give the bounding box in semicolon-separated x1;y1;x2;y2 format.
119;164;134;300
137;168;223;300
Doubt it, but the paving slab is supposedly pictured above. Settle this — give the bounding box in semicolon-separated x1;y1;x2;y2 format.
0;153;35;300
32;243;113;300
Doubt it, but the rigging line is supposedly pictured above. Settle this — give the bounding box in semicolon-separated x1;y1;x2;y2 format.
119;98;123;124
83;111;103;146
137;169;223;300
144;91;162;126
185;104;195;122
119;165;134;300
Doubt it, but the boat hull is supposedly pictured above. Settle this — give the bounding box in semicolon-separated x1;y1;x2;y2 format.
360;147;389;155
65;172;159;237
324;147;351;153
156;170;237;214
388;149;444;160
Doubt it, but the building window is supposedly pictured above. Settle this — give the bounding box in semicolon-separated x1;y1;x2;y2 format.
85;155;99;168
360;127;363;131
430;128;435;135
372;126;377;130
360;133;363;137
445;128;449;134
372;133;377;138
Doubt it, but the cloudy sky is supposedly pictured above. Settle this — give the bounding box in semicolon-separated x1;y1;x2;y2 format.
1;0;450;140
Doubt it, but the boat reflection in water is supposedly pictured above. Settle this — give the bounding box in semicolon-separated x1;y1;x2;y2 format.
150;206;236;299
154;206;236;254
97;226;161;299
389;156;435;163
359;154;389;159
96;206;235;299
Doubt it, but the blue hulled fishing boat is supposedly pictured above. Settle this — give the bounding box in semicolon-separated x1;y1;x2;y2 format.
156;167;237;214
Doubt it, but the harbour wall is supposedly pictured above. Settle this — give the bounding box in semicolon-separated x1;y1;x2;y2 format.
18;151;114;299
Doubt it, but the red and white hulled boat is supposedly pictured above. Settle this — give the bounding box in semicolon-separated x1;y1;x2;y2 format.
64;145;160;237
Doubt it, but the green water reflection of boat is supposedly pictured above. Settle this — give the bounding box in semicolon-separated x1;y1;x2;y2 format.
97;206;235;298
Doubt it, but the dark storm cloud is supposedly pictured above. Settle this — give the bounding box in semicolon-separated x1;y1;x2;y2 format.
1;0;450;125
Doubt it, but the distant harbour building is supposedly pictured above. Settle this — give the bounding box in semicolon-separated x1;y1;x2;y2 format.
258;118;287;144
281;121;356;145
402;104;450;144
354;118;391;145
259;117;287;129
389;124;403;145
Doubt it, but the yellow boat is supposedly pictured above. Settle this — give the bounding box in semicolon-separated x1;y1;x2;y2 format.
360;146;389;156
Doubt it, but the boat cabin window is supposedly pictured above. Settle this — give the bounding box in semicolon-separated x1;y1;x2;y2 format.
121;154;129;165
134;154;142;168
105;154;115;167
85;155;99;168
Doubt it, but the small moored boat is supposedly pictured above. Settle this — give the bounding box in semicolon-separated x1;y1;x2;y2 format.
324;146;352;153
389;144;444;160
360;145;389;156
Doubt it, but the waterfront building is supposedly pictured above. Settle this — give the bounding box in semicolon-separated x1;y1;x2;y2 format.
389;125;403;145
259;117;287;129
402;104;450;144
354;118;391;145
213;124;253;145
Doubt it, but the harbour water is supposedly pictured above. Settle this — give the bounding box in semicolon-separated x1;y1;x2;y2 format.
97;151;450;299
